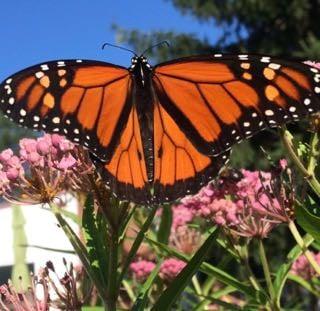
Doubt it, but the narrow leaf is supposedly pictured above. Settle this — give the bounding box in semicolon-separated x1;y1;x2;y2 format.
51;205;107;302
82;194;109;287
157;204;172;245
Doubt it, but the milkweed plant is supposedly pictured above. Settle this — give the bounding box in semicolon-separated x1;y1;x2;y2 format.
1;63;320;311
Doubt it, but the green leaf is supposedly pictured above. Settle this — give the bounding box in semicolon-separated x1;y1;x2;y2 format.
273;234;314;305
132;261;163;311
146;236;265;303
23;244;75;254
51;204;107;304
287;274;320;297
81;307;105;311
82;194;109;288
295;201;320;241
157;204;172;245
152;228;218;310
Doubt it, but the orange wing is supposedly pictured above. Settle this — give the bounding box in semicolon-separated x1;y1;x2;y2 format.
0;59;131;161
154;55;320;156
93;106;150;203
152;101;230;203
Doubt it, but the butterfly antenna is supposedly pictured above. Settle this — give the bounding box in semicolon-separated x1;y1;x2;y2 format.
101;42;138;56
141;41;170;56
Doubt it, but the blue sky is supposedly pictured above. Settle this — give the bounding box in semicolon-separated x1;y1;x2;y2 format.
0;0;222;80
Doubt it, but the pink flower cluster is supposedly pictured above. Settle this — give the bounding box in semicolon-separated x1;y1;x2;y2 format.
0;134;92;204
0;149;23;192
130;258;186;283
130;260;156;282
171;204;195;230
160;258;186;282
180;163;293;238
19;134;76;170
291;252;320;280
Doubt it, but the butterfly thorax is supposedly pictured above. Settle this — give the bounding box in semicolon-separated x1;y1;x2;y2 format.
129;56;152;87
129;56;155;184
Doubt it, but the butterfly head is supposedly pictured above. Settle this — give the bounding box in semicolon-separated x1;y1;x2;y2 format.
130;56;152;72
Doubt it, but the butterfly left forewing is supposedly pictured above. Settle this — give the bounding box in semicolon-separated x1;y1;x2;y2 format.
0;59;131;161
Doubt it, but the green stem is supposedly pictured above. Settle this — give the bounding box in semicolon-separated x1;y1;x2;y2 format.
281;128;320;197
228;236;263;293
122;280;136;302
258;239;277;310
106;228;119;311
192;275;202;296
288;221;320;275
307;131;319;174
244;257;262;292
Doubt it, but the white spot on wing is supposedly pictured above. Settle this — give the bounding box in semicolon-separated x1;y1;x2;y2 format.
268;63;281;70
41;64;49;71
304;98;311;106
261;56;271;63
52;117;60;124
265;109;274;116
35;71;44;79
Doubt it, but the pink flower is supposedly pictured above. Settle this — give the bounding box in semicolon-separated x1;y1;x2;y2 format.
291;252;320;280
56;154;77;170
0;149;13;162
160;258;186;282
37;138;51;155
279;159;288;170
130;260;156;282
304;61;320;70
171;204;195;230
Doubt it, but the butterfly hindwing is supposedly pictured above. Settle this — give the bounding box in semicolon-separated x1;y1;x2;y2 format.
0;59;131;161
152;101;230;203
94;106;150;203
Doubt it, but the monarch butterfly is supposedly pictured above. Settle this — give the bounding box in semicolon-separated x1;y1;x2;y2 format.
0;51;319;204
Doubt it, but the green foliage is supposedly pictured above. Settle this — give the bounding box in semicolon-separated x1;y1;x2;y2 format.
0;115;35;150
295;198;320;242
